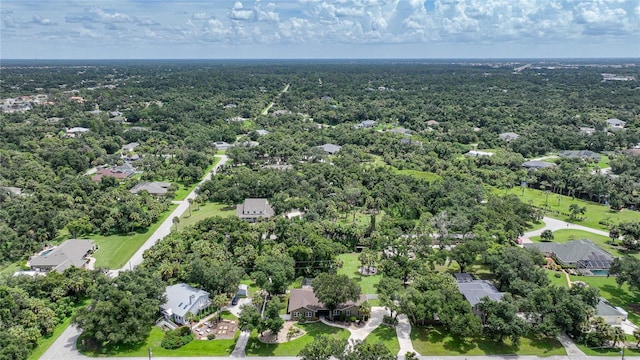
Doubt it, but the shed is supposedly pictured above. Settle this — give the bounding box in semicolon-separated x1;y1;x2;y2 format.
237;284;249;297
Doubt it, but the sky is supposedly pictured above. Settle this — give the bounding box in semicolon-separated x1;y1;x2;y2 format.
1;0;639;59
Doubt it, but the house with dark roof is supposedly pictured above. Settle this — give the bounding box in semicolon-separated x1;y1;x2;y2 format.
160;283;211;325
92;164;137;182
29;239;96;273
524;239;614;274
316;143;342;155
236;198;275;223
499;132;520;142
453;273;505;315
522;160;556;170
595;298;628;325
558;150;601;161
287;287;367;320
130;182;171;196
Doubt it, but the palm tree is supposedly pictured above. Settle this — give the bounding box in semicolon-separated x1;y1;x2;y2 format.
187;198;193;217
611;326;626;348
358;301;371;322
634;328;640;346
172;216;180;231
212;294;229;322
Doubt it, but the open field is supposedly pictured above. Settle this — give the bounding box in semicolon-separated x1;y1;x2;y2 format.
91;205;177;269
530;229;638;259
244;322;350;356
364;324;400;355
180;202;235;229
411;327;566;356
337;253;382;294
502;187;640;230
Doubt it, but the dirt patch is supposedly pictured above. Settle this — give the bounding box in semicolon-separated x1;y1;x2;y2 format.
193;318;238;340
258;321;306;344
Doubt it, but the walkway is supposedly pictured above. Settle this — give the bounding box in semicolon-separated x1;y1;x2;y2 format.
523;216;609;239
557;333;586;356
318;306;387;343
230;330;250;358
396;314;417;357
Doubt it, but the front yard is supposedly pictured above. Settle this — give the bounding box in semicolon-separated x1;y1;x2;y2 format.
244;322;350;356
363;325;400;355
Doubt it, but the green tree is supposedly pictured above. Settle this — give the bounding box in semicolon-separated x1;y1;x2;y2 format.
568;203;586;221
312;273;361;321
540;229;554;242
252;253;296;295
298;334;347;360
238;304;261;332
212;294;229;321
172;216;180;231
478;296;529;345
342;340;396;360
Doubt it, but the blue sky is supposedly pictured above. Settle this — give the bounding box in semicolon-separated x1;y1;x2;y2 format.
1;0;639;59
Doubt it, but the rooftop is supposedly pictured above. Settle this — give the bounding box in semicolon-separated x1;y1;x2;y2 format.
30;239;95;273
522;160;556;169
316;143;342;154
287;287;367;313
161;283;210;319
130;182;171;196
524;239;614;269
455;278;505;307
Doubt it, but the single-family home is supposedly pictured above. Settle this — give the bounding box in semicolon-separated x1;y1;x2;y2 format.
130;182;171;196
160;283;211;325
595;298;628;325
465;150;494;157
122;142;139;152
92;164;137;182
0;186;23;196
524;239;614;274
29;239;96;273
622;148;640;157
287;287;367;320
579;127;597;135
65;127;90;137
356;120;377;129
400;138;423;147
499;132;520;142
316;143;342;155
388;127;412;136
214;141;233;151
522;160;556;170
236;198;275;223
426;120;440;126
558;150;601;161
453;273;505;315
605;118;626;130
223;103;237;109
255;129;269;136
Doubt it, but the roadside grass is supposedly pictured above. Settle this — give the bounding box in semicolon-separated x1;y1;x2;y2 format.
80;325;239;357
568;275;640;326
530;229;638;259
411;327;565;356
501;187;640;230
90;204;177;269
577;334;640;356
172;157;221;201
28;299;90;360
180;202;235;229
364;325;399;355
337;253;382;294
526;220;547;232
244;322;350;356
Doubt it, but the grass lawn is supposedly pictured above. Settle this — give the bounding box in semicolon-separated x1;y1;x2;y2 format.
577;333;640;356
367;299;381;306
527;220;547;232
0;262;21;276
568;275;640;325
337;253;382;294
240;278;261;298
80;326;239;357
245;322;350;356
546;269;570;288
91;204;177;269
172;157;221;201
180;202;235;229
336;210;385;229
502;187;640;230
411;327;566;356
364;325;399;355
530;229;638;259
28;299;90;360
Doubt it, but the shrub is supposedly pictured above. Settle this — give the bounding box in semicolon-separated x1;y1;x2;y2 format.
554;273;562;278
348;316;357;323
382;315;398;326
207;333;216;340
161;327;194;349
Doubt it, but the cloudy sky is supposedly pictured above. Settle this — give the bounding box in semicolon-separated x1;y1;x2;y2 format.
1;0;639;59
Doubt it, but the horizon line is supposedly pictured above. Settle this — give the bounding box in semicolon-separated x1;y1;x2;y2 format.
2;57;639;61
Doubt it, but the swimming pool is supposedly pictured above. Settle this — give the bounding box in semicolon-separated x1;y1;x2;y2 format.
589;269;609;276
41;248;54;256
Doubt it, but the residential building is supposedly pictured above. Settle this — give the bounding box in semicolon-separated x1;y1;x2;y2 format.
595;298;628;325
29;239;96;273
499;132;520;142
161;284;211;325
236;198;275;223
92;164;137;182
214;141;233;151
558;150;601;161
356;120;377;128
605;118;626;130
237;284;249;297
388;127;412;136
130;182;171;196
465;150;494;157
122;142;139;152
0;186;23;196
316;143;342;155
287;287;367;320
453;273;505;315
524;239;614;274
65;127;90;137
255;129;269;136
522;160;556;170
579;127;597;135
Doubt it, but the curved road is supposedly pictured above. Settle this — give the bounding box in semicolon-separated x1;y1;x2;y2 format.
40;155;228;360
524;216;609;239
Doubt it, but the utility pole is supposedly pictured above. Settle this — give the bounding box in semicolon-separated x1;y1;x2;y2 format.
148;347;152;360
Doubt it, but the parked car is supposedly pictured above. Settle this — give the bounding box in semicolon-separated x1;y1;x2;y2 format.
231;296;239;305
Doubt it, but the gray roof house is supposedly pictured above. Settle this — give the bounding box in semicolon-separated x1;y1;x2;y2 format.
255;129;270;136
558;150;601;160
595;298;628;325
29;239;96;273
453;274;505;315
0;186;23;196
388;127;412;136
524;239;614;272
522;160;556;169
122;142;139;152
161;284;211;325
605;118;626;130
237;198;275;223
499;132;520;142
130;182;171;196
316;143;342;155
356;120;377;128
214;141;233;151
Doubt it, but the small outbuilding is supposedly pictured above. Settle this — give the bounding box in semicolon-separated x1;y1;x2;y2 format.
237;284;249;297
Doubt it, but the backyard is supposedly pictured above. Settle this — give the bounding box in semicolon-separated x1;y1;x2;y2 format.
410;327;566;356
244;322;350;356
179;201;235;229
337;253;382;294
91;204;177;269
568;275;640;325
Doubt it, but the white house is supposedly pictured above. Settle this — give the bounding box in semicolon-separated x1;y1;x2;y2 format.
161;283;211;325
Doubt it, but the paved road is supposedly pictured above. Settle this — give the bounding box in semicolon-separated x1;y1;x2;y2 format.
40;156;228;360
523;216;609;239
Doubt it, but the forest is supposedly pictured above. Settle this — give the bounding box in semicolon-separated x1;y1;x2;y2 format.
0;60;639;360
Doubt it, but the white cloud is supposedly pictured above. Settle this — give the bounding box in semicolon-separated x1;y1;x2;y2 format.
192;12;212;20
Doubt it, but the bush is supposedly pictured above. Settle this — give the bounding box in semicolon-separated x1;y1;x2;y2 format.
554;273;562;278
382;315;398;326
348;316;357;323
207;333;216;340
161;327;194;349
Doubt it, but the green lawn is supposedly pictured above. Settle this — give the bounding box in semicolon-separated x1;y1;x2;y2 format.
180;202;235;229
411;327;566;356
240;278;261;298
502;188;640;230
530;229;638;259
172;157;221;201
0;262;21;276
245;322;350;356
546;269;570;288
337;253;382;294
336;210;385;229
364;325;399;355
90;205;177;269
577;334;640;356
28;299;90;360
80;326;239;357
526;220;547;232
568;275;640;325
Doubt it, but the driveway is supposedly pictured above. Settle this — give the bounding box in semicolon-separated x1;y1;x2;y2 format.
524;216;609;239
396;314;416;357
348;306;386;343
